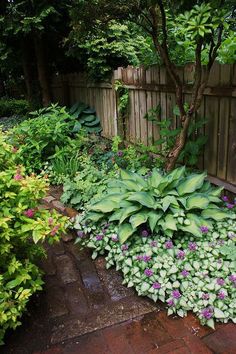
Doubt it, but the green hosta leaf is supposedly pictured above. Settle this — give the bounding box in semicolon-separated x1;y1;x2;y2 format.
119;179;144;192
85;212;104;222
109;209;124;222
179;219;202;237
119;223;135;244
164;214;177;231
209;186;223;197
186;194;209;210
72;121;82;133
177;172;206;196
127;192;155;208
162;196;179;211
119;205;141;224
89;199;118;213
130;212;149;229
148;211;163;232
201;209;229;221
84;116;100;126
148;168;163;188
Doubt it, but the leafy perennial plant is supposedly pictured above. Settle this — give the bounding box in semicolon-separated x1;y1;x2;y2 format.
0;131;68;344
86;167;229;243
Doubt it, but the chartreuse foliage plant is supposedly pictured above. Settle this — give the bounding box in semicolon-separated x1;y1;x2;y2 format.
86;167;230;244
74;211;236;329
0;132;68;344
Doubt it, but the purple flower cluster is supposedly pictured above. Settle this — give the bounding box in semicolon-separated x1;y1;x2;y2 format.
229;274;236;286
172;290;181;299
24;209;35;218
121;244;129;251
188;242;197;251
201;307;213;320
165;240;173;249
202;293;210;300
167;299;174;307
222;195;229;202
152;282;161;289
144;268;153;277
226;203;234;209
77;230;85;238
181;269;189;277
117;150;123;157
200;226;209;233
136;255;152;262
96;234;103;241
217;290;226;300
111;234;119;242
216;278;225;286
176;250;185;260
150;241;157;247
141;230;149;237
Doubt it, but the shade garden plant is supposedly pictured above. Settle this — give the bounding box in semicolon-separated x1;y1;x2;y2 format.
74;167;236;328
0;131;68;344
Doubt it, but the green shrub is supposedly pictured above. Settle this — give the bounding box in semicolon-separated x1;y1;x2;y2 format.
61;156;116;210
86;167;229;243
0;98;30;117
0;131;68;344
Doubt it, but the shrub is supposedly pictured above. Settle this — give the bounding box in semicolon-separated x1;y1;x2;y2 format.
74;212;236;328
86;167;229;243
0;98;30;117
0;132;68;344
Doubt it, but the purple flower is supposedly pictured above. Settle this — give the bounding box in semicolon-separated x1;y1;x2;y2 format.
229;274;236;282
217;290;226;300
165;240;173;249
216;278;225;286
167;299;174;307
181;269;189;277
222;195;229;202
226;203;234;209
150;241;157;247
24;209;35;218
96;234;103;241
111;234;119;242
172;290;181;299
200;226;209;233
202;293;210;300
144;268;153;277
136;255;143;261
141;230;149;237
153;282;161;289
188;242;197;251
117;150;123;157
201;307;213;320
177;250;185;260
142;255;152;262
77;231;85;238
121;244;128;251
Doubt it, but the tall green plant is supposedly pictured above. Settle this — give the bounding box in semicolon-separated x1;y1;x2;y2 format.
86;167;229;243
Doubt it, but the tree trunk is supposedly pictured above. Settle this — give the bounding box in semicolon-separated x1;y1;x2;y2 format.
34;34;51;106
21;39;34;102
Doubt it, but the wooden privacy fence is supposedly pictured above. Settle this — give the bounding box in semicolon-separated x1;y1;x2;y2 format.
50;63;236;191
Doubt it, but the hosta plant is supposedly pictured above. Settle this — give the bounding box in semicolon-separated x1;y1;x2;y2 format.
86;167;230;243
74;213;236;329
0;132;68;344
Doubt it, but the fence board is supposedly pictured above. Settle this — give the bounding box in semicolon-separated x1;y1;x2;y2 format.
50;63;236;189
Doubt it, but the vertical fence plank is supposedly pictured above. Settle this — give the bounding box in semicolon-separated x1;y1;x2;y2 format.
227;98;236;184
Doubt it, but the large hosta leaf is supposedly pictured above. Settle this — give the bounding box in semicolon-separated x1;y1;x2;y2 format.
85;212;104;222
164;214;177;231
176;172;206;196
148;211;163;232
89;199;118;213
148;168;163;188
119;223;135;244
186;194;209;210
202;209;229;221
130;212;149;229
119;179;144;192
127;192;155;208
179;219;202;237
119;205;141;224
162;196;179;211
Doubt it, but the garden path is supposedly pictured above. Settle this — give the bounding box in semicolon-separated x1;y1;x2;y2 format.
1;187;236;354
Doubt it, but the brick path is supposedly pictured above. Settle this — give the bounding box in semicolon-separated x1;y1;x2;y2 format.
1;187;236;354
